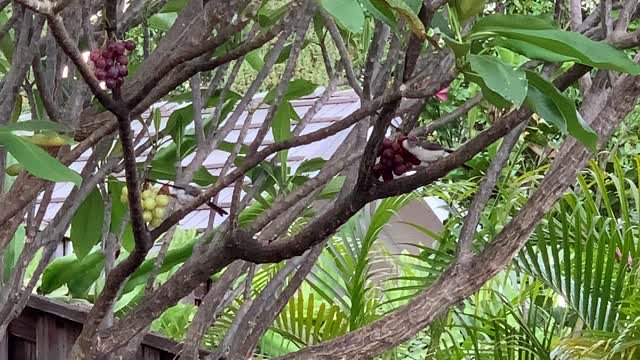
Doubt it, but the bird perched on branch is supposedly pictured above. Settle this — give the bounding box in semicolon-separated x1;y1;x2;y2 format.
401;135;472;170
149;179;228;216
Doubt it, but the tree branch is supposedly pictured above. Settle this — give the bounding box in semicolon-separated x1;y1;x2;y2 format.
180;261;248;359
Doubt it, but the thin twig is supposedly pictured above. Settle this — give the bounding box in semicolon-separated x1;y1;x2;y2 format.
614;0;638;34
412;94;483;137
321;9;363;98
456;121;528;258
363;22;390;100
191;74;205;146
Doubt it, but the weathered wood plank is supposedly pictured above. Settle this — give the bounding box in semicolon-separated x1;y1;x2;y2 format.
9;336;36;360
4;295;211;358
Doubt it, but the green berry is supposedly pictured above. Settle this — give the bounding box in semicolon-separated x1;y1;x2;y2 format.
5;163;23;176
150;218;163;227
153;207;164;219
143;198;156;210
120;193;128;204
143;211;153;222
142;189;153;199
121;186;128;196
156;195;169;207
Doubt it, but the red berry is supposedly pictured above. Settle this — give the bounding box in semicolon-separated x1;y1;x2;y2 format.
107;67;119;79
373;163;383;179
405;163;414;171
124;40;136;51
95;68;106;80
115;42;125;55
89;51;100;62
394;154;404;165
391;142;401;152
107;41;117;52
393;164;407;176
118;66;128;77
101;50;111;58
396;135;407;145
382;169;393;181
383;158;393;168
382;138;393;149
95;58;106;68
382;148;394;159
105;79;117;89
106;58;114;67
405;153;421;166
117;55;128;65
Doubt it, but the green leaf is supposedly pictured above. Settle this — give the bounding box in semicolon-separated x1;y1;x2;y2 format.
40;255;77;294
264;79;318;104
470;15;640;74
0;119;72;133
258;4;288;27
0;133;82;186
471;13;557;32
452;0;485;23
149;156;217;186
296;158;327;174
246;49;265;71
0;11;14;63
319;176;345;199
107;179;134;252
469;54;528;106
71;188;105;260
525;71;598;151
273;102;294;142
274;40;312;65
159;0;187;13
67;251;105;298
358;0;397;28
431;9;454;37
2;225;25;282
39;250;105;296
165;105;193;143
381;0;426;39
122;237;197;294
463;72;512;108
444;36;470;59
9;96;22;124
495;38;578;63
319;0;365;33
148;13;177;31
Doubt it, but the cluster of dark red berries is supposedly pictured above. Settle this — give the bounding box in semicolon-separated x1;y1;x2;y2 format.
373;136;421;182
88;39;136;89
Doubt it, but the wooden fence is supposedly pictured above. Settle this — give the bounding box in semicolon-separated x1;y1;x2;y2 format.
0;295;209;359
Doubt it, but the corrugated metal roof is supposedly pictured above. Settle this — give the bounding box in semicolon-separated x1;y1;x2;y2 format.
42;88;362;229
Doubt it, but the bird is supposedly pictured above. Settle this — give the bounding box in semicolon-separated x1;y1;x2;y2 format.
173;185;228;216
148;179;228;216
401;135;472;170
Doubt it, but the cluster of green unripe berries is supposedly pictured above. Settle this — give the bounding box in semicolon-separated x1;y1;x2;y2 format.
120;185;170;227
